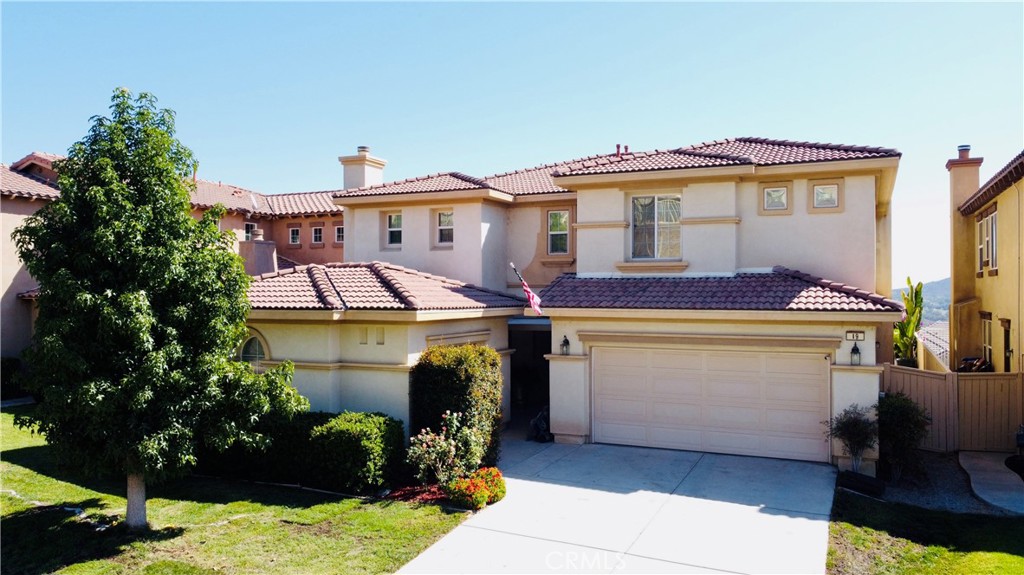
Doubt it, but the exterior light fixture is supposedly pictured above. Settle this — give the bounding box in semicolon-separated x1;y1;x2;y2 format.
850;342;861;366
560;335;570;356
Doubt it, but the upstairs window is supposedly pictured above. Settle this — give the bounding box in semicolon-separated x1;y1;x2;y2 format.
631;195;680;259
977;207;998;274
548;210;569;254
436;210;454;245
312;226;324;244
240;335;267;372
289;228;300;245
386;212;402;246
244;222;256;241
335;225;344;243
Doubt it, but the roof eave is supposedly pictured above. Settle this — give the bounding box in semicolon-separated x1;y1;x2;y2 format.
958;152;1024;215
334;188;515;207
553;165;756;188
531;307;903;322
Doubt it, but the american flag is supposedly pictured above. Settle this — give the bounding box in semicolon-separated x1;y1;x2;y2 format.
510;263;542;316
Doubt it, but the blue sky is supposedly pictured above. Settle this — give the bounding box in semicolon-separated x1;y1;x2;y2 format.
3;2;1022;286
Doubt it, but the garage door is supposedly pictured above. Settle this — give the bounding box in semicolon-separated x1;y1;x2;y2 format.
592;347;830;462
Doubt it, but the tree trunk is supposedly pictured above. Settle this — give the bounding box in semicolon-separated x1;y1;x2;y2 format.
126;473;148;531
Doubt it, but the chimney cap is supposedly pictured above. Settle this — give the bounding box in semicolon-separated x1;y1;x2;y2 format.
957;144;971;152
357;145;370;154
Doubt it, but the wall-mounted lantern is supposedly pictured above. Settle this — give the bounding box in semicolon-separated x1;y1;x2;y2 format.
850;341;861;366
560;335;570;356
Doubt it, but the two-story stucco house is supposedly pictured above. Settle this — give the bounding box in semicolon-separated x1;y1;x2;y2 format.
947;146;1023;373
328;138;904;472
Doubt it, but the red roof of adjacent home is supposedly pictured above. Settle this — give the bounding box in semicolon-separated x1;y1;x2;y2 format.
266;191;343;216
1;164;62;200
248;261;526;311
482;154;619;195
538;266;902;312
555;137;901;176
333;172;495;198
10;151;63;172
191;179;275;215
959;149;1024;215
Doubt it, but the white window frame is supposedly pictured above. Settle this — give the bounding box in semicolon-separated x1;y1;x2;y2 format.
989;212;998;270
289;228;301;245
435;209;454;246
547;210;570;255
335;225;344;243
311;226;324;244
982;317;993;363
244;222;256;241
385;212;402;247
631;194;681;260
977;219;986;272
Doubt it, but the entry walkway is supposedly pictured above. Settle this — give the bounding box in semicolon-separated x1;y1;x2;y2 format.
401;439;837;574
959;451;1024;514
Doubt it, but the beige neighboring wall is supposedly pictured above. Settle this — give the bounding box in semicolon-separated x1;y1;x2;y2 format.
1;196;43;357
507;201;577;290
268;216;345;265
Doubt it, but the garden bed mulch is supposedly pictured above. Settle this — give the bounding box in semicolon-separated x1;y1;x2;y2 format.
385;484;449;505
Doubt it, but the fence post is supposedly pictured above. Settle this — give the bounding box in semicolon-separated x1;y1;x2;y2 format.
948;372;959;452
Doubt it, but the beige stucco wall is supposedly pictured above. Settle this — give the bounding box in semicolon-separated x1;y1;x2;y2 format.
248;314;514;436
546;316;884;468
506;202;577;291
575;187;628;276
1;197;42;358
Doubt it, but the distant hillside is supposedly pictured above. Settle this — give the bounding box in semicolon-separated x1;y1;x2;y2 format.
892;277;950;325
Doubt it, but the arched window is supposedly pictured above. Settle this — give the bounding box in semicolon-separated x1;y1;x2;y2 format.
239;333;269;372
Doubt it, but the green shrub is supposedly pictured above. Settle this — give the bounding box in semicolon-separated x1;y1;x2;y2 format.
410;344;503;466
445;476;489;510
1;357;27;400
878;392;931;482
473;467;506;504
823;404;878;473
407;411;485;486
310;411;405;493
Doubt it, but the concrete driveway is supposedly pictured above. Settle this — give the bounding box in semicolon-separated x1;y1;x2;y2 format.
400;439;837;574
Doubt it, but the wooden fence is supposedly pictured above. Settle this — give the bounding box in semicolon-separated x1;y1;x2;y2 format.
882;364;1023;452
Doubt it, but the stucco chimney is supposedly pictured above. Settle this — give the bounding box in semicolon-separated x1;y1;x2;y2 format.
338;146;387;190
238;228;278;276
947;145;984;367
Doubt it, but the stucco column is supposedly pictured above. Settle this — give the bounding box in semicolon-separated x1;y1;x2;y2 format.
545;353;590;444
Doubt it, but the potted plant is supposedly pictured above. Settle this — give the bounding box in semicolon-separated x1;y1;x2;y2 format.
823;404;878;474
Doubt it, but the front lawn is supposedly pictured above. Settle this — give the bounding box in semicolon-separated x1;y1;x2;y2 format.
828;488;1024;574
0;406;466;574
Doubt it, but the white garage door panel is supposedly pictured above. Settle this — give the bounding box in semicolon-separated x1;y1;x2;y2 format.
593;347;830;463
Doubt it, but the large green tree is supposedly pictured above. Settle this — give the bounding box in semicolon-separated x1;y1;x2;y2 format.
13;89;307;530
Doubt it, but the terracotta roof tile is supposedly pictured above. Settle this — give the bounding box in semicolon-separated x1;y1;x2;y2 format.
557;137;901;177
333;172;494;198
482;154;618;195
266;191;343;216
191;179;274;215
248;262;525;311
538;266;902;313
1;164;61;200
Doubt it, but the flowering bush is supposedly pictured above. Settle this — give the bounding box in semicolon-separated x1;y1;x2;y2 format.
445;476;489;510
407;411;485;486
472;467;506;504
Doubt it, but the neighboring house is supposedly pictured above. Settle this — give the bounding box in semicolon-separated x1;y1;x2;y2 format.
331;138;904;472
244;261;524;433
916;321;951;373
1;151;355;359
947;146;1023;372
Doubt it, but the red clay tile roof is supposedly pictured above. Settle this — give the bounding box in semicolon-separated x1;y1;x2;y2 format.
334;172;495;198
276;254;299;271
1;164;61;200
482;154;618;195
248;262;525;311
556;138;901;177
192;179;275;215
538;265;902;313
10;151;63;172
266;191;343;216
959;149;1024;215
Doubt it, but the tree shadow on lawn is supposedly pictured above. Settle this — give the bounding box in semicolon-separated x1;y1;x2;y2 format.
833;489;1024;557
0;498;183;575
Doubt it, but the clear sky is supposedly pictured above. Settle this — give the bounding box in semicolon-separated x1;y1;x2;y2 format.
3;2;1022;287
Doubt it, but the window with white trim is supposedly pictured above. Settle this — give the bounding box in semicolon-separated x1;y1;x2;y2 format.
244;222;256;241
977;219;986;273
548;210;569;254
631;195;681;259
982;317;993;363
335;225;344;243
436;210;454;245
312;226;324;244
289;228;300;245
989;212;998;269
386;212;402;246
977;209;998;273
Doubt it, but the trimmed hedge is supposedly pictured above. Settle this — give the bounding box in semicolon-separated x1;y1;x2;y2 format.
1;357;28;400
310;411;405;493
410;344;503;466
196;410;405;494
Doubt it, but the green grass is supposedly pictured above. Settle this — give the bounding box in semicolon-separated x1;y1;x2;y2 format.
1;406;466;575
828;488;1024;575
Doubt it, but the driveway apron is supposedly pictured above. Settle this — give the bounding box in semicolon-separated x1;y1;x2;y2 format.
400;442;836;574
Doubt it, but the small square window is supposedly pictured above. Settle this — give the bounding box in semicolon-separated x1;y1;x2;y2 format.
807;179;844;213
335;225;344;243
312;226;323;244
386;212;402;246
757;182;793;216
436;210;454;244
289;228;300;245
244;222;256;241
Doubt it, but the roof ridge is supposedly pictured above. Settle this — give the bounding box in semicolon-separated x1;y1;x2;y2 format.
368;262;420;309
334;171;482;197
734;137;900;155
306;264;344;309
771;265;903;309
670;147;755;164
483;152;619;180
